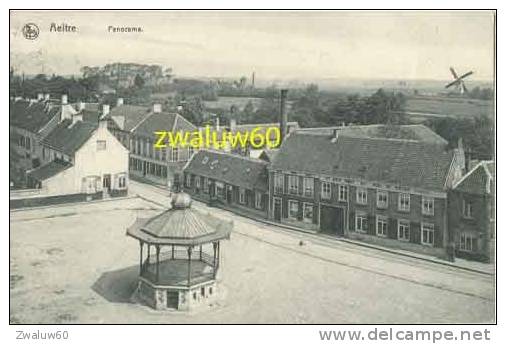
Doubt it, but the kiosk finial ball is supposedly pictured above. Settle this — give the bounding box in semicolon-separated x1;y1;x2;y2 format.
171;192;192;209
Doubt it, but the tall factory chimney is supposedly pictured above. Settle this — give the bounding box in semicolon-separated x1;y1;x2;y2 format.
279;89;288;143
252;72;255;88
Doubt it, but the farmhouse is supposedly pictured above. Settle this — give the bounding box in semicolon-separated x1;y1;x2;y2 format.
268;129;466;259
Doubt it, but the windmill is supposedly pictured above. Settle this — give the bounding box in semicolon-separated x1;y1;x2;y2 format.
445;67;473;94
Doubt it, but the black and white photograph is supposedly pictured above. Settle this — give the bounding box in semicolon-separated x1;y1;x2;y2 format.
8;8;496;331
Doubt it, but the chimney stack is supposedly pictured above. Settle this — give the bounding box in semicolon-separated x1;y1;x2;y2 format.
117;98;124;106
99;118;108;130
279;89;288;143
102;104;110;118
71;114;83;127
153;103;162;113
61;94;68;105
230;118;237;132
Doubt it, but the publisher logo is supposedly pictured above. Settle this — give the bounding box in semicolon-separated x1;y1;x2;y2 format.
22;23;39;40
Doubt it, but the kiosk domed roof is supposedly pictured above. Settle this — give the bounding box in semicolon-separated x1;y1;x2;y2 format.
126;192;232;246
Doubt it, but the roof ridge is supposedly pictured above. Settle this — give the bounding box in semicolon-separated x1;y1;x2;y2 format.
197;148;268;164
130;110;155;133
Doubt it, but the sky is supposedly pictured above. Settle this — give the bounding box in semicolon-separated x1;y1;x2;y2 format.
10;10;495;81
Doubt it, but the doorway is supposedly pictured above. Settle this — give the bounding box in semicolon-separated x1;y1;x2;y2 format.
320;205;345;236
166;290;179;309
273;197;282;222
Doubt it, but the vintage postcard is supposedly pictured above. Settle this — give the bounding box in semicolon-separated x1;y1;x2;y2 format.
9;10;495;329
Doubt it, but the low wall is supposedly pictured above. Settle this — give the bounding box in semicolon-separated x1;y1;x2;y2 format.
9;191;103;209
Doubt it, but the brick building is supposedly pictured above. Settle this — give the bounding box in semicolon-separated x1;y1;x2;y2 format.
105;101;197;188
182;149;269;218
449;161;495;262
268;129;465;259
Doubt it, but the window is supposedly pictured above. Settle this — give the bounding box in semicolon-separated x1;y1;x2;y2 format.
42;148;46;160
460;233;477;252
422;197;434;216
463;199;473;218
26;137;31;150
255;192;262;209
161;147;166;161
303;177;314;197
147;140;152;158
203;177;209;193
377;191;388;209
116;175;125;188
338;185;348;201
356;188;368;205
215;182;224;199
288;175;299;195
376;215;388;237
97;140;106;151
398;193;410;212
274;173;284;193
398;220;410;241
195;177;201;189
171;147;179;162
185;174;191;188
303;203;313;223
421;223;435;246
355;214;368;233
321;181;331;200
288;200;299;220
239;188;246;204
188;146;195;159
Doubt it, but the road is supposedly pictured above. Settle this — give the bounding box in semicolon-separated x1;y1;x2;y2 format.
9;182;495;323
129;181;495;323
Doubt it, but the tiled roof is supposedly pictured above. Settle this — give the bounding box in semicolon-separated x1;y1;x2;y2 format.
270;131;455;192
184;150;269;191
454;161;494;195
297;124;448;145
10;99;60;133
41;119;97;155
133;112;197;138
107;104;151;131
27;160;72;181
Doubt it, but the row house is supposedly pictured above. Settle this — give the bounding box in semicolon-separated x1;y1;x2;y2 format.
448;161;495;262
105;101;197;189
182;149;269;218
268;129;466;260
9;94;77;186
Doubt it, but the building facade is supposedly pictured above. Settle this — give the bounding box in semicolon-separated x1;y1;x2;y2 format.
268;129;465;259
182;149;269;218
448;161;495;262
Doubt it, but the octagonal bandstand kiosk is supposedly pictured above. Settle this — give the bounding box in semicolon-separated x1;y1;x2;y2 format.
126;192;232;310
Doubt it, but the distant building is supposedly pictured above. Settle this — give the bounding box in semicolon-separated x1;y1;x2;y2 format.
268;128;465;260
182;149;269;218
449;161;495;262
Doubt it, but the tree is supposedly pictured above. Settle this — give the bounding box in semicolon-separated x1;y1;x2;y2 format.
134;74;145;88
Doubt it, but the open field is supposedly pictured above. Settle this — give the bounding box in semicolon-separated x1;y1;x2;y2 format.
405;96;494;118
10;193;495;324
